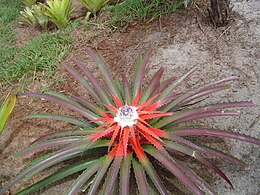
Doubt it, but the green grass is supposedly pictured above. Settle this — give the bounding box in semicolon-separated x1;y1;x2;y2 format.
0;0;20;77
0;0;72;84
105;0;184;26
1;32;71;82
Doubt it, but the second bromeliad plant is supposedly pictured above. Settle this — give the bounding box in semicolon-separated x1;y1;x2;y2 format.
19;0;109;29
1;49;259;194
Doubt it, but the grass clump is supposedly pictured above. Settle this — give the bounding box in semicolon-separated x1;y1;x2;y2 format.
0;32;71;82
105;0;184;26
0;0;21;72
0;0;72;84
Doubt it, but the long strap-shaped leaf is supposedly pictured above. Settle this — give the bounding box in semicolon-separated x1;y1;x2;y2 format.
132;157;149;195
132;49;155;99
173;111;240;124
66;158;103;195
24;142;107;181
64;64;103;104
87;154;114;194
158;76;176;94
162;76;238;112
170;128;260;145
122;74;131;104
45;91;104;117
0;146;83;194
163;139;234;189
103;152;123;194
164;137;247;168
74;60;113;105
162;141;216;194
178;85;230;107
19;93;100;121
31;129;101;144
0;93;16;134
175;160;216;195
154;101;255;128
86;48;122;102
16;158;99;195
45;91;84;106
119;152;132;195
143;145;203;195
71;95;105;116
15;136;81;157
140;67;164;104
157;66;197;101
129;138;167;194
21;113;92;127
115;79;125;102
0;140;109;194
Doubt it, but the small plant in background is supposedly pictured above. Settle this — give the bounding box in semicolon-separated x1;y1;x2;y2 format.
19;6;38;27
33;4;49;30
42;0;75;29
1;49;259;194
21;0;38;7
0;92;16;135
19;4;49;30
78;0;110;20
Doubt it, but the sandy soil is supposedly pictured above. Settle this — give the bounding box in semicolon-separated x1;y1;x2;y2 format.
0;0;259;194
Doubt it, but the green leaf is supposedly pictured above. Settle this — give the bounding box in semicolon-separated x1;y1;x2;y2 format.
21;113;92;128
42;0;73;29
0;92;16;134
143;145;202;194
14;136;82;157
66;158;103;195
132;50;154;100
119;152;132;194
132;157;149;195
139;156;167;195
16;158;99;194
80;174;95;192
78;0;108;15
86;48;123;102
103;154;122;194
88;155;114;194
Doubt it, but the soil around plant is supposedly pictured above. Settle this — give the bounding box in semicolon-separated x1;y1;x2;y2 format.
0;0;259;194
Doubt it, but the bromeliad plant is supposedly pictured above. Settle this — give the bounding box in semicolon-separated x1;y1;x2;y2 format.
78;0;109;20
21;0;38;7
42;0;75;29
19;6;38;27
19;4;49;30
1;49;259;194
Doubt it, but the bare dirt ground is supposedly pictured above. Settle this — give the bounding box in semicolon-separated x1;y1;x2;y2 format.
0;0;259;194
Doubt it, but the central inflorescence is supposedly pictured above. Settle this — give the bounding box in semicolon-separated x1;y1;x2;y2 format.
114;106;139;128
